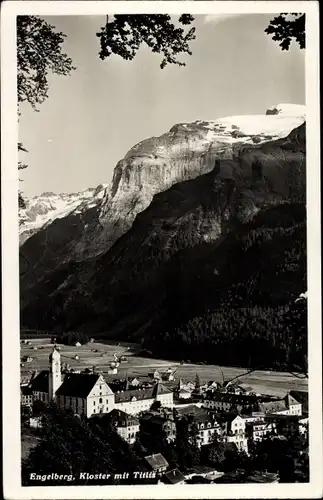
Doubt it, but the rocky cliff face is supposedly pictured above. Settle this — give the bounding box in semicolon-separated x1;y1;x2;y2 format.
72;103;305;259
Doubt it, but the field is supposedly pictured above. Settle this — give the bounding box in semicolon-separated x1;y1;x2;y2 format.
20;339;308;397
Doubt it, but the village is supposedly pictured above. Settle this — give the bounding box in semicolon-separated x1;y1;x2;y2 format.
21;338;309;485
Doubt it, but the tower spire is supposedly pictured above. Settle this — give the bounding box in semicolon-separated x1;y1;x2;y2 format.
48;346;62;401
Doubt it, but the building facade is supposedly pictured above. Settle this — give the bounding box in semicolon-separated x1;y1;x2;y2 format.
28;348;173;419
109;409;140;444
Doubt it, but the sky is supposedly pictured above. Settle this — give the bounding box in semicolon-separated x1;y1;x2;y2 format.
19;14;305;198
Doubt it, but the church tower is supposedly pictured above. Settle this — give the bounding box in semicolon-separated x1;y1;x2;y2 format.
48;347;62;401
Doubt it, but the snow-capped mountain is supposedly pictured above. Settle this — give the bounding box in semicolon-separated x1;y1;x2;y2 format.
19;184;109;245
73;103;306;258
20;104;305;310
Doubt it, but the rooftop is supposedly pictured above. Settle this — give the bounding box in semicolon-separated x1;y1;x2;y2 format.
21;385;33;396
258;400;287;413
164;468;186;484
205;391;259;404
29;370;49;393
108;409;139;425
114;383;172;404
144;453;169;471
56;373;101;398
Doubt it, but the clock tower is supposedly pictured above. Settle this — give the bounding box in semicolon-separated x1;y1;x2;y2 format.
48;347;62;401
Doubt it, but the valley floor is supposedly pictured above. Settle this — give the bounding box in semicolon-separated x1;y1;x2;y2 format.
20;339;308;397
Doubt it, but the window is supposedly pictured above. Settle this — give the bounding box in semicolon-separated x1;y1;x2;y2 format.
99;398;102;404
93;401;96;405
99;385;102;390
93;409;96;413
106;399;109;404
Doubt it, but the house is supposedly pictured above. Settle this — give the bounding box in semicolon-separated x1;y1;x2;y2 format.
108;409;139;444
264;414;301;437
163;468;186;485
129;377;140;388
30;370;51;404
177;405;222;447
259;393;302;416
216;414;248;453
74;341;81;347
140;412;176;442
148;370;161;381
299;416;309;438
245;419;275;442
175;380;192;400
241;412;265;424
21;385;33;407
177;379;195;392
289;390;308;414
207;381;219;390
22;356;33;363
175;379;193;399
177;388;192;400
144;453;169;474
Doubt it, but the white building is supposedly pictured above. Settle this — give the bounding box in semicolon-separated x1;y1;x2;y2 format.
29;347;173;418
108;409;140;444
177;405;222;447
259;393;302;416
114;383;173;415
217;414;249;453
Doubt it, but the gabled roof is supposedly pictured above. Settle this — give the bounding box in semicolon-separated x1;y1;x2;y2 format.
284;393;301;407
205;391;258;404
115;388;154;403
265;413;301;421
215;412;240;424
108;409;139;425
140;413;174;426
246;471;279;483
114;383;172;404
56;373;100;398
289;390;308;411
259;400;287;414
21;385;33;396
177;405;215;424
164;468;186;484
30;370;49;392
152;382;172;398
144;453;169;470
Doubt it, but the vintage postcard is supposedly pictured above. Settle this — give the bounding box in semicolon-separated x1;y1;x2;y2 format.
1;1;322;498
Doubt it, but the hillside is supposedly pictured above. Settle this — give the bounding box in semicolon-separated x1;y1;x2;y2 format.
19;105;305;295
20;114;307;372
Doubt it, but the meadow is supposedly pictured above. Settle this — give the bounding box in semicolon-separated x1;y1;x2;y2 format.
20;338;308;397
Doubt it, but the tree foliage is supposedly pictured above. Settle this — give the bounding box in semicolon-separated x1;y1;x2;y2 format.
97;14;196;69
22;406;138;485
17;16;75;110
265;14;305;50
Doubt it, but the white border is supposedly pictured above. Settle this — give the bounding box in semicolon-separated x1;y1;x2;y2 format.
1;2;321;499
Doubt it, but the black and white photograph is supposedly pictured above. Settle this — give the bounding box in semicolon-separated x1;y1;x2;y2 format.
1;1;322;498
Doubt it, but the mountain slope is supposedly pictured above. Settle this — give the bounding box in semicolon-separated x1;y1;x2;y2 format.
19;184;109;245
20;105;305;296
21;122;306;351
